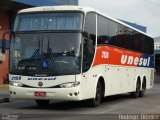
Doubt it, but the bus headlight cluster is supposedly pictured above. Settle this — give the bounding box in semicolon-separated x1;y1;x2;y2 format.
60;81;80;88
10;81;23;87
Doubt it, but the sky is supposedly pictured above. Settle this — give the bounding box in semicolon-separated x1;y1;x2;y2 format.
79;0;160;38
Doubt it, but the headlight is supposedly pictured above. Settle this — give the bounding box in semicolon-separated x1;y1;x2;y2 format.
10;81;23;87
60;81;80;88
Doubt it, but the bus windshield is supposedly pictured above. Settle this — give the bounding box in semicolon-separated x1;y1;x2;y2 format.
10;12;83;76
14;12;83;31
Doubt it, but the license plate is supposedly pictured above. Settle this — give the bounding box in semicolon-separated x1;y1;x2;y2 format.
34;92;46;97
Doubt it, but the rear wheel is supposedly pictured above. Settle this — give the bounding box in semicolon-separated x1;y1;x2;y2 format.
35;100;50;107
139;80;146;97
89;82;102;107
130;80;140;98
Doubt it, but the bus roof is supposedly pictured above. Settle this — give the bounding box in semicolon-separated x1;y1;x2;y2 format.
18;6;95;13
18;6;153;38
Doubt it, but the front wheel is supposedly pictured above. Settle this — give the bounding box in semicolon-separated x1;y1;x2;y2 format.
88;82;102;107
35;100;50;107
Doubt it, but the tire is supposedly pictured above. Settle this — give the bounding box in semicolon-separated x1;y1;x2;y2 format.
35;100;50;107
139;81;146;97
130;80;140;98
88;82;102;107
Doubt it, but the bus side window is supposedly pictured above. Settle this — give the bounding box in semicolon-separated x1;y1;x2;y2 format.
83;12;96;72
97;15;109;45
108;20;119;47
133;33;141;52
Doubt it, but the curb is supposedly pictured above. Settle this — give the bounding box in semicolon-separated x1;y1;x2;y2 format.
0;84;9;89
0;98;10;103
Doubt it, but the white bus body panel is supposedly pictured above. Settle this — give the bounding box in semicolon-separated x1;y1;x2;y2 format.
9;66;154;101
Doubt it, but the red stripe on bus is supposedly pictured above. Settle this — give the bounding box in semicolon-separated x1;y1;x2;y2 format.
92;46;142;67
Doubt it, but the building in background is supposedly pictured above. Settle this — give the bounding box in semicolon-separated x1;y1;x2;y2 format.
48;0;78;5
154;37;160;52
0;0;78;84
120;20;147;33
154;36;160;72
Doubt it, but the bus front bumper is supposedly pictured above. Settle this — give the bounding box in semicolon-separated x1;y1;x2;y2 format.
9;86;82;101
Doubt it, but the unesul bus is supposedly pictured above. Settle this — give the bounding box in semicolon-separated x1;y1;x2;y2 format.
1;6;154;107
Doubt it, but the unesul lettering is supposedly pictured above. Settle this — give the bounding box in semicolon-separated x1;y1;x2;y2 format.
121;55;150;67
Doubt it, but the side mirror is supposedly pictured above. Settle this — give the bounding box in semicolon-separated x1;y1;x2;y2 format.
82;31;88;38
2;38;6;54
1;30;11;54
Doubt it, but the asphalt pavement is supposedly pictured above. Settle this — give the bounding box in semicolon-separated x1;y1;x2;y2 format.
0;88;10;103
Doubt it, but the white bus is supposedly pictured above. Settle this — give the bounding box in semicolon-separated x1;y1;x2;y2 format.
2;6;154;107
